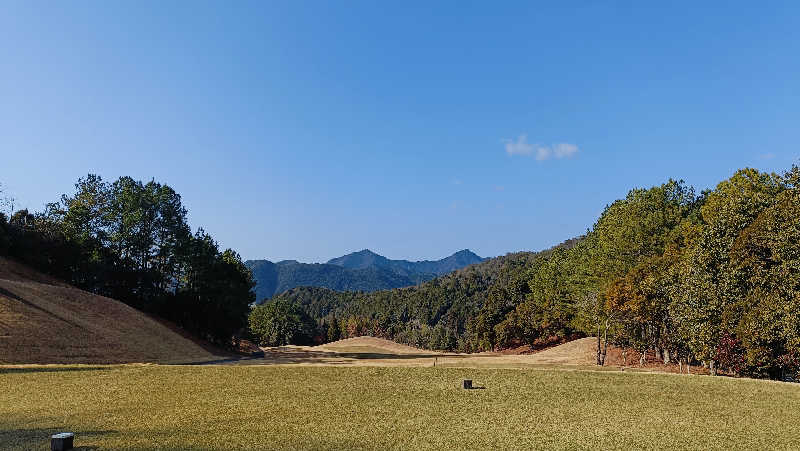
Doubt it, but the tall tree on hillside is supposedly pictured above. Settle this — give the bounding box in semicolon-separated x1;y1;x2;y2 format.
33;174;255;346
588;180;696;283
674;168;784;374
581;180;697;364
725;166;800;378
58;174;110;248
150;183;191;292
172;231;255;344
55;174;113;288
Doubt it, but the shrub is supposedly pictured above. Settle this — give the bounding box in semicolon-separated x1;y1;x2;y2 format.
249;299;317;346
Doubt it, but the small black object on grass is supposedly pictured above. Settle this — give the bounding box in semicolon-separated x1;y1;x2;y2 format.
462;379;472;389
51;432;74;451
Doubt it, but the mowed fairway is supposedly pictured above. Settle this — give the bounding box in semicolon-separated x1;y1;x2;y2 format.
2;366;799;450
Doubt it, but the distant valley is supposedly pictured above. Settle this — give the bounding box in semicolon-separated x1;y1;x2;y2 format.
245;249;486;302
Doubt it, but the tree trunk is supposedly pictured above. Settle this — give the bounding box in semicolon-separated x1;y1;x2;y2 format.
639;349;646;366
596;327;602;366
663;348;670;365
710;360;716;376
599;319;610;366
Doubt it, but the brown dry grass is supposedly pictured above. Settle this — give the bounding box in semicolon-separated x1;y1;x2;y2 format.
0;257;227;364
228;336;605;369
313;336;440;354
233;337;708;376
3;365;800;450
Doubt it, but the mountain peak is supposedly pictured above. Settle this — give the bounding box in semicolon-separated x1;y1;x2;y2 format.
248;248;485;301
327;248;484;274
326;249;388;269
448;249;484;261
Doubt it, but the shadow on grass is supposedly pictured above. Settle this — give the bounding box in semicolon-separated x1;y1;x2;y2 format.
0;427;117;450
0;366;108;375
182;348;466;366
0;286;82;328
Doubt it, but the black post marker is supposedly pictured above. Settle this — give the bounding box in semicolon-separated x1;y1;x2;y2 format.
51;432;74;451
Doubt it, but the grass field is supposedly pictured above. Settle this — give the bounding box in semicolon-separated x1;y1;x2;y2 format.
2;365;799;450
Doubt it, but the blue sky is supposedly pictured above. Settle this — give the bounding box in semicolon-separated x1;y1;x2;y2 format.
2;2;799;262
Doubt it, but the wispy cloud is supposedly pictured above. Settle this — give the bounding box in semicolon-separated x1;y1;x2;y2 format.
759;152;776;160
553;143;579;158
503;134;579;161
504;134;534;156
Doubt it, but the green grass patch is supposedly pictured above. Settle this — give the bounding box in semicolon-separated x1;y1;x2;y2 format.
1;365;799;450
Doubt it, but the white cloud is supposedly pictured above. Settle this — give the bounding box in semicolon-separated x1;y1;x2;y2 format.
504;134;534;156
503;134;579;161
553;143;579;158
536;146;551;160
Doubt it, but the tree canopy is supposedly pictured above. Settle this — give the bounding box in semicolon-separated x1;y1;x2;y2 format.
0;174;255;346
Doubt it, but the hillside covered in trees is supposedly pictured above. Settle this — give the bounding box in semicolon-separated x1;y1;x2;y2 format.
258;244;575;350
327;249;486;276
254;166;800;381
0;175;254;346
246;249;485;301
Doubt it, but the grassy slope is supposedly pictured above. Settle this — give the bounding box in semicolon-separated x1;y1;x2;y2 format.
313;336;440;355
1;365;799;450
0;257;225;364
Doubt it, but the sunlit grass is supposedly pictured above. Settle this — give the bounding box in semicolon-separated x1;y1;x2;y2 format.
2;365;799;450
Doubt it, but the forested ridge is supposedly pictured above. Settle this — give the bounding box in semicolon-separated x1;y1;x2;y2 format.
0;175;254;346
257;244;575;349
246;249;484;301
327;248;486;276
254;167;800;380
245;259;436;301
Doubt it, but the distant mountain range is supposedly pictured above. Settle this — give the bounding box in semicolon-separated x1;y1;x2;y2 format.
245;249;486;302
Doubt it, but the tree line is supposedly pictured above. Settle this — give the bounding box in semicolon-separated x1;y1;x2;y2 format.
0;175;254;346
252;167;800;380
